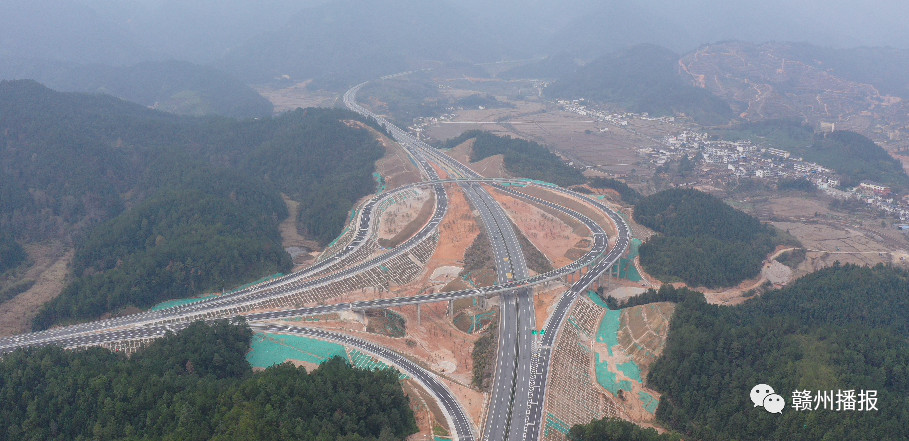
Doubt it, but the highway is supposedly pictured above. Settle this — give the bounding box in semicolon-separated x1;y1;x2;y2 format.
346;81;535;439
0;78;632;441
0;177;614;351
345;83;631;439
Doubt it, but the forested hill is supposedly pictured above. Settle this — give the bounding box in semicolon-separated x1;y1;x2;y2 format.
644;264;909;440
0;80;384;327
635;188;795;287
0;80;382;244
0;320;418;440
0;59;274;118
544;44;735;125
442;130;586;186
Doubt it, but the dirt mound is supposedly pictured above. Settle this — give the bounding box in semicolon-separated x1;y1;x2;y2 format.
448;139;511;178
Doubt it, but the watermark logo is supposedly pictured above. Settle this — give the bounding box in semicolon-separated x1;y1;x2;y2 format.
751;384;785;414
791;390;877;411
752;384;879;414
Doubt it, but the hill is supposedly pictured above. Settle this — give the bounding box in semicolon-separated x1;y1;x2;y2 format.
770;43;909;102
0;59;273;118
215;0;502;88
546;44;735;125
442;131;586;186
680;42;909;149
32;173;292;329
644;264;909;440
498;53;580;80
0;80;383;326
634;188;795;288
0;320;418;440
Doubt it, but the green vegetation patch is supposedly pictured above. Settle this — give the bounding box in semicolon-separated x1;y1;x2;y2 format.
776;248;806;269
569;417;684;441
0;320;418;440
509;220;554;274
460;229;495;277
442;130;585;187
34;182;293;329
0;233;26;274
472;318;499;390
0;280;35;304
587;177;642;205
635;188;796;288
0;82;386;328
645;265;909;440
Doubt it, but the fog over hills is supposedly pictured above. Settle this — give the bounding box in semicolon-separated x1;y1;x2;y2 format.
215;0;504;87
457;0;909;56
74;0;325;63
3;0;909;114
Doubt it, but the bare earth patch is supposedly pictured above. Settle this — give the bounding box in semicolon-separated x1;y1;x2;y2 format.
447;140;511;179
378;190;433;247
0;242;73;336
487;187;586;268
371;127;423;190
773;221;898;275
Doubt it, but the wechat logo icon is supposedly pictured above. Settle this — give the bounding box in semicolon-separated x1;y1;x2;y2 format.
751;384;785;414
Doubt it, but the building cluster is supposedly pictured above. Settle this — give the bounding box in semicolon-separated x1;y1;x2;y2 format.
409;113;457;139
556;100;909;223
854;182;909;221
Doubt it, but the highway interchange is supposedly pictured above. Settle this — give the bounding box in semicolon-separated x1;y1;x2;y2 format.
0;78;631;441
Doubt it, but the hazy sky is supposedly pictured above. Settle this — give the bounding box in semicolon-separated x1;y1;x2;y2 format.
456;0;909;51
5;0;908;71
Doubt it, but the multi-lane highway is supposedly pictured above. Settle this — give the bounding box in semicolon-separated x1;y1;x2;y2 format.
344;81;630;440
0;78;631;441
347;80;538;439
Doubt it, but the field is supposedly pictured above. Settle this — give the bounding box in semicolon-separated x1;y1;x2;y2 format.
415;77;687;181
254;82;337;113
737;195;909;274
